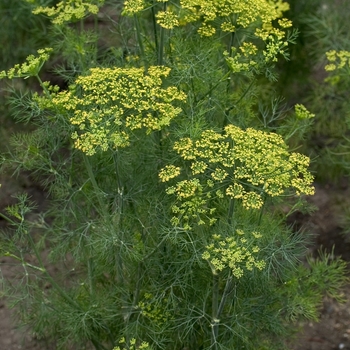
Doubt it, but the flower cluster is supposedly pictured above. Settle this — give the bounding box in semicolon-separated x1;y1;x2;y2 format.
295;104;315;120
262;35;289;63
0;48;53;79
122;0;291;37
160;125;314;229
156;9;179;29
31;0;104;24
122;0;293;74
138;293;173;326
325;50;350;72
114;338;152;350
36;66;186;155
122;0;147;16
324;50;350;85
224;44;258;74
202;230;266;278
225;35;291;74
179;0;290;37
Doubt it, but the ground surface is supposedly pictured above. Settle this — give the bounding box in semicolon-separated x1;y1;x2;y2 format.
289;183;350;350
1;168;350;350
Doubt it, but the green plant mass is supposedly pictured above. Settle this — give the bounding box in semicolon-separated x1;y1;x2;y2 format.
0;0;348;350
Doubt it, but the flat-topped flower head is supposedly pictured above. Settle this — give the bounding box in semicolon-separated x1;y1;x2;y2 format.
35;66;186;155
122;0;291;38
31;0;104;24
122;0;147;16
177;0;290;36
156;9;179;29
160;124;314;229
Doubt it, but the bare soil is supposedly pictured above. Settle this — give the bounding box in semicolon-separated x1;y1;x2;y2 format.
289;183;350;350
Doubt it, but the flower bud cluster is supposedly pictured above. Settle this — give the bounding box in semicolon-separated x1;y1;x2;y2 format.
0;48;53;79
137;293;172;326
114;337;152;350
295;104;315;120
202;230;266;278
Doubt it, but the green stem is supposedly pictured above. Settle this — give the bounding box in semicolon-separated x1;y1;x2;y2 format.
223;78;255;129
211;273;219;350
222;32;235;128
228;31;235;57
88;257;94;296
112;152;124;228
113;152;123;198
227;198;235;226
94;12;99;34
258;194;267;226
157;2;167;66
151;4;159;58
35;74;51;98
0;212;16;225
4;252;45;272
123;261;143;327
111;154;126;308
217;272;233;317
83;154;105;211
134;15;147;69
211;271;234;349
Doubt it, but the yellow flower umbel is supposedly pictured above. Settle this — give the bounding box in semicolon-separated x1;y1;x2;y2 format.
31;0;104;25
160;125;314;229
122;0;147;16
325;50;350;85
156;8;179;29
325;50;350;72
36;66;185;155
295;104;315;120
202;230;266;278
122;0;291;37
0;48;53;79
121;0;293;70
178;0;290;37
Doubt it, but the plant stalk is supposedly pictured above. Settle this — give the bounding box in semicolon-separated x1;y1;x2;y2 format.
211;272;220;350
157;2;167;66
83;154;105;211
151;3;159;57
227;198;235;226
134;14;147;69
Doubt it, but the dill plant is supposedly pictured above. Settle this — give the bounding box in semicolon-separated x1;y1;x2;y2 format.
282;0;350;181
0;1;347;349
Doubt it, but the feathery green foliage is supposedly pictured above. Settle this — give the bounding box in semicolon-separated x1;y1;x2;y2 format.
0;1;347;349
